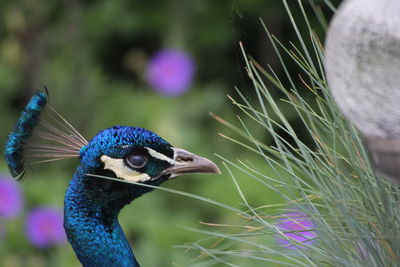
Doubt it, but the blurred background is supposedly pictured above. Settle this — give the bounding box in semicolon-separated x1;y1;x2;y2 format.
0;0;338;266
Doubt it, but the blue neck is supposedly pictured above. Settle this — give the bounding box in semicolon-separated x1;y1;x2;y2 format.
64;167;144;267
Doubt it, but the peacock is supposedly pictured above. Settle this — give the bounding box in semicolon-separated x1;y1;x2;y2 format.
4;89;220;267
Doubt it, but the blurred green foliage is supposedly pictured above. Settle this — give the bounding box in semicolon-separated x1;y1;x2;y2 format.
0;0;339;266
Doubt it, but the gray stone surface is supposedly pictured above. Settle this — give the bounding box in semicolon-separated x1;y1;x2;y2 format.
325;0;400;182
325;0;400;138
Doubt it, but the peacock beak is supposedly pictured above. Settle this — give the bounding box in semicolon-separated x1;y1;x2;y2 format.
161;148;221;178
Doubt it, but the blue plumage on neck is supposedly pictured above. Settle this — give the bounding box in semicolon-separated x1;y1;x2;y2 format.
64;168;138;267
65;167;167;267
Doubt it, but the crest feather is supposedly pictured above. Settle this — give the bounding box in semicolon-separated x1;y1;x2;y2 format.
5;89;87;181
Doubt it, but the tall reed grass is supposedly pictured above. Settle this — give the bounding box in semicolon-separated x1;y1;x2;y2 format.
179;1;400;266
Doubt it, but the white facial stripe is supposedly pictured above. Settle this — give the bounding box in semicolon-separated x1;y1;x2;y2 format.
100;155;151;183
145;147;175;165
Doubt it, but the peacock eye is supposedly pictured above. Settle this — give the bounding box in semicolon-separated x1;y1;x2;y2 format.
126;154;148;169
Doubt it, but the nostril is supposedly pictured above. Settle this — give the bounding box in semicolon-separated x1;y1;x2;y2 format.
176;155;193;162
173;148;197;163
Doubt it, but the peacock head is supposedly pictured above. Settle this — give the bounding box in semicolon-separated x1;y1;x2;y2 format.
79;126;220;187
5;90;220;209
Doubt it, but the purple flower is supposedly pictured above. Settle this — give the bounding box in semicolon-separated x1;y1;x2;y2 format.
146;49;195;96
0;175;23;219
275;212;317;250
25;207;66;248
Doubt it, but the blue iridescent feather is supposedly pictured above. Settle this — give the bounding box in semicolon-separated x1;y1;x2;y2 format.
5;90;48;180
